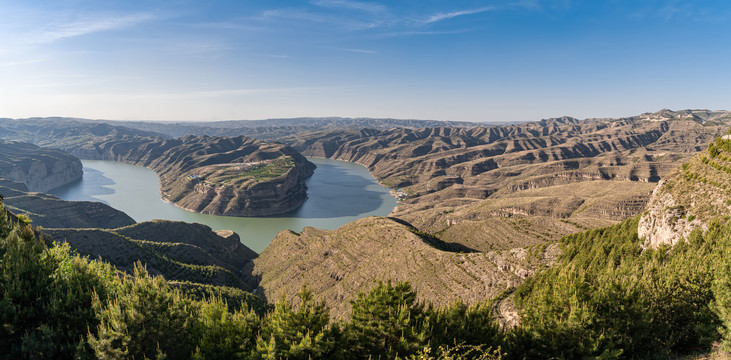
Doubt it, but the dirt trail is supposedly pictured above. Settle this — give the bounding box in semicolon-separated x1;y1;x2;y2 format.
492;288;520;329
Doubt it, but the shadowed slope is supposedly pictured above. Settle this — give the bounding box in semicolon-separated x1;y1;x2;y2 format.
44;220;257;289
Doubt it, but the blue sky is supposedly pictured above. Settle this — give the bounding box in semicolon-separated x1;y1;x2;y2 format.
1;0;730;122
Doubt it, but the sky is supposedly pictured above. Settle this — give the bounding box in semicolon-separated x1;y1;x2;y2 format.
0;0;730;123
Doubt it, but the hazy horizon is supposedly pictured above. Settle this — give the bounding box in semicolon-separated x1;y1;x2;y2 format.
1;1;729;122
8;108;727;125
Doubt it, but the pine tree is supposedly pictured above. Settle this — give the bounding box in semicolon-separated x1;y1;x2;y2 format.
344;281;426;360
255;284;336;360
425;301;501;350
46;243;121;359
192;295;260;360
0;216;55;359
89;262;199;359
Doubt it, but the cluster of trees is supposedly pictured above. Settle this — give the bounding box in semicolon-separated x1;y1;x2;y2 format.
707;135;731;159
514;216;731;359
6;191;731;359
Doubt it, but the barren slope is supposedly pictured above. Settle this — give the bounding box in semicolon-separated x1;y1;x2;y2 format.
250;216;559;318
281;111;728;249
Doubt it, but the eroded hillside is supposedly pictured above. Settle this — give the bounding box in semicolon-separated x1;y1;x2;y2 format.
249;216;559;318
281;110;728;250
74;135;315;216
639;133;731;248
94;135;317;216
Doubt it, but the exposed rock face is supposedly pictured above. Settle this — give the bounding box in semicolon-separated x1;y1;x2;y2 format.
639;136;731;248
638;182;705;248
168;158;312;216
0;140;82;192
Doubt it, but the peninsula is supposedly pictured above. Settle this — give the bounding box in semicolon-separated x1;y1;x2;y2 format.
87;135;317;216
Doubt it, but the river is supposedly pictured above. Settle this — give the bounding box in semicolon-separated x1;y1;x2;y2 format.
49;158;397;253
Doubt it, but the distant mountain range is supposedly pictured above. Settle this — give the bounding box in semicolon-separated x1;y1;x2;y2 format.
2;116;485;140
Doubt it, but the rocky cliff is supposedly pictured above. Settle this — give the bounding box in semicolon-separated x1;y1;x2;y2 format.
638;135;731;248
164;157;312;216
0;140;82;192
637;185;705;248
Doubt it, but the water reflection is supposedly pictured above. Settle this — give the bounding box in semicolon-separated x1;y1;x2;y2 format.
279;160;386;218
49;167;115;204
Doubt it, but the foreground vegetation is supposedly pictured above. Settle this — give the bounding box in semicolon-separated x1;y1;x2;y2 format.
5;193;731;359
0;199;503;360
514;216;729;358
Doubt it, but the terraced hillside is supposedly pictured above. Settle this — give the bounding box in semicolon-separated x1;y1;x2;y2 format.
250;216;559;318
45;220;257;289
282;110;729;250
